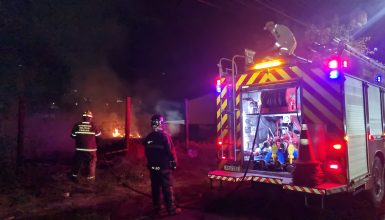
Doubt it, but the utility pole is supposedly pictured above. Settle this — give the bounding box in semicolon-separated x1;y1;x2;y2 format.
17;64;25;167
125;97;131;150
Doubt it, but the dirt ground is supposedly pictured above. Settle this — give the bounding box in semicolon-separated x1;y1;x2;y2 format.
1;141;385;220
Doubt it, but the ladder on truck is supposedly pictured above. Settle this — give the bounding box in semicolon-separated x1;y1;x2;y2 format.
217;56;244;161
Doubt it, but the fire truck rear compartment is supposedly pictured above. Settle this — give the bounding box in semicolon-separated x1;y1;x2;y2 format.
241;82;301;173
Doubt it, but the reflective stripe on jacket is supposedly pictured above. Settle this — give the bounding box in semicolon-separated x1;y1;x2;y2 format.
71;121;101;150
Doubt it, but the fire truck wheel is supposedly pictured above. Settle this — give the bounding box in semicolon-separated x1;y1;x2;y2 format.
370;156;385;207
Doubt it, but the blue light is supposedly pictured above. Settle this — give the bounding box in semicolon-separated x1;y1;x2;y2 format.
329;70;339;79
216;79;221;93
376;75;382;82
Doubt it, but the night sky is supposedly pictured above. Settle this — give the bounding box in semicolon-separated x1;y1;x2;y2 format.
2;0;385;112
106;0;385;99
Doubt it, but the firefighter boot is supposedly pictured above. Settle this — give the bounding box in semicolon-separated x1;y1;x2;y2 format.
164;186;180;216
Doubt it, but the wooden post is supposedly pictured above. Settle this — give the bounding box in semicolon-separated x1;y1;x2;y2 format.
17;96;25;166
185;98;189;150
125;97;131;150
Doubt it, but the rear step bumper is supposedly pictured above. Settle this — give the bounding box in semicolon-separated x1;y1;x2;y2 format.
208;170;347;195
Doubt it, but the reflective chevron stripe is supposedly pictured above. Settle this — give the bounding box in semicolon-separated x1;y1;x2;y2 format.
252;176;282;184
283;185;326;195
208;174;252;182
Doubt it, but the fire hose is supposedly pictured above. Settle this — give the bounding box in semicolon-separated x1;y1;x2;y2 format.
227;104;263;195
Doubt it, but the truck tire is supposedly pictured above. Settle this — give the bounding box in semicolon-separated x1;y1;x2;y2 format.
370;156;385;207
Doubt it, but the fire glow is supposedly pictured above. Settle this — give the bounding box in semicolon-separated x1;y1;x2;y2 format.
129;132;142;138
112;128;124;138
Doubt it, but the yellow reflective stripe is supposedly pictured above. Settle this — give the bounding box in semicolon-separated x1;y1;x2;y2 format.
221;86;227;98
75;131;96;135
217;114;228;131
236;110;240;119
289;66;303;77
216;86;228;105
303;89;342;129
221;129;228;138
217;99;228;118
302;105;322;124
294;67;341;112
267;73;278;81
246;72;260;85
311;68;340;93
259;73;269;83
236;75;247;90
76;148;97;152
236;94;240;105
275;68;291;80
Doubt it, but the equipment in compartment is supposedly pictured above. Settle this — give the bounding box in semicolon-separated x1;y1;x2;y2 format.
241;86;300;172
252;114;300;171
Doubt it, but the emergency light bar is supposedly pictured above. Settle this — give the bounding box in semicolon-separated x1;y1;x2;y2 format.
326;58;348;79
216;79;221;93
251;59;283;70
329;70;340;79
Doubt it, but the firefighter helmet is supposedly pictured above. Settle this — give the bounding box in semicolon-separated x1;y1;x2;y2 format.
82;110;93;118
151;114;164;128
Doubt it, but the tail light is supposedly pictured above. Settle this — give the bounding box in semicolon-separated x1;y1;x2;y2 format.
328;161;341;172
332;144;342;150
368;134;374;141
221;156;226;160
218;141;223;146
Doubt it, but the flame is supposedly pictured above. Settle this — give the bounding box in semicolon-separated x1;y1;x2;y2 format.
129;133;142;138
112;128;123;138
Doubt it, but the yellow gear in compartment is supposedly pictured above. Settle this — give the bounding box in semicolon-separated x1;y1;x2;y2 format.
271;143;278;163
288;143;295;164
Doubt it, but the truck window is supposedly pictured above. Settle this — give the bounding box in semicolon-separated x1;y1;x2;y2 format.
368;85;382;136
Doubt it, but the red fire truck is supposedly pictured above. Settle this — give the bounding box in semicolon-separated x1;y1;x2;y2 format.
208;42;385;207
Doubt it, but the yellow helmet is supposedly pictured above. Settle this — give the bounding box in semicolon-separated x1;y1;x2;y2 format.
82;110;93;118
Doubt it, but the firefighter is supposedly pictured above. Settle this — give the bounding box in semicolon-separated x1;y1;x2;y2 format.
70;110;101;183
143;114;179;216
264;21;297;56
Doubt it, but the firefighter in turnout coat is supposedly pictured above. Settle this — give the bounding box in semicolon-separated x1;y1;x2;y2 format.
70;110;101;183
143;114;179;216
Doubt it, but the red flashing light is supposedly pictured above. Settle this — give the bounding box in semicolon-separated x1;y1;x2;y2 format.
332;144;342;150
218;141;223;145
343;60;348;68
328;59;338;69
368;134;374;141
329;163;339;170
221;156;226;160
